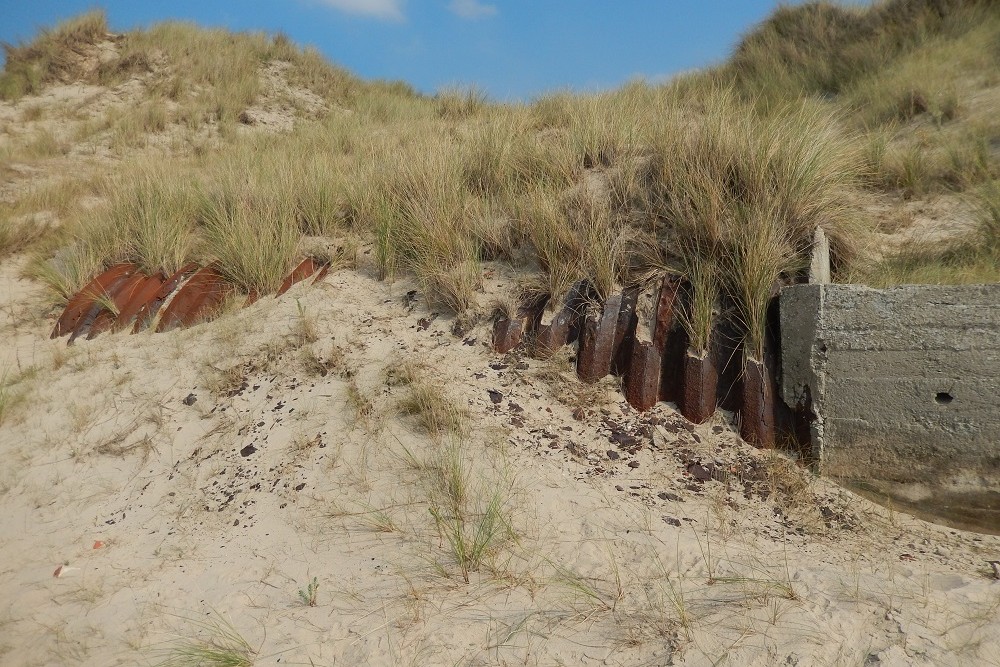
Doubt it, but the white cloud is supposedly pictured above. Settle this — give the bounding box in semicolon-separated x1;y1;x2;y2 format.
448;0;497;19
315;0;404;21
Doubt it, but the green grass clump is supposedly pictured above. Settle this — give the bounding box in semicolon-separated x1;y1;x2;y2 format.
199;167;301;295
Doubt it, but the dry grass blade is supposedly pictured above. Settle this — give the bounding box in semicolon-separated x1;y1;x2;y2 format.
155;614;256;667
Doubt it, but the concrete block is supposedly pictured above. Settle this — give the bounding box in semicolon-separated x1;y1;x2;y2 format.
780;283;1000;497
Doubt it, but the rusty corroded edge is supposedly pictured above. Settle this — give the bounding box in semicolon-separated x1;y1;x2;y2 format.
680;338;719;424
112;273;166;332
155;266;230;333
277;257;318;296
67;270;138;344
86;272;148;340
312;261;332;284
51;264;137;339
624;276;681;411
532;280;588;359
576;293;623;384
133;262;199;333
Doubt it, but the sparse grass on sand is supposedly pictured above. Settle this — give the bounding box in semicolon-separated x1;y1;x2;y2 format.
154;614;255;667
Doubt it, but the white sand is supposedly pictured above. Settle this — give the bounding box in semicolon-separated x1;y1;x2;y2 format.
1;264;998;666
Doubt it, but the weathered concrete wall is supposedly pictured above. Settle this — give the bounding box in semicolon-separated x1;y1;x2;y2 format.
780;283;1000;498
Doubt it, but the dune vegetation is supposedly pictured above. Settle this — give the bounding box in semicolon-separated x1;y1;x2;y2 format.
1;1;999;354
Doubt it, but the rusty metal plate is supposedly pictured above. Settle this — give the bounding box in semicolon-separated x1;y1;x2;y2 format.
133;262;199;333
155;266;231;333
493;315;524;353
51;263;138;338
576;293;622;384
312;261;332;285
534;283;589;359
740;358;776;448
85;271;149;340
652;276;681;350
493;296;546;354
67;270;138;344
624;276;683;411
611;287;639;376
112;273;165;332
277;257;319;296
680;343;718;424
623;282;664;411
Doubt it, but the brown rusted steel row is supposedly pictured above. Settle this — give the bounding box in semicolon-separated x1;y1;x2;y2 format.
51;258;330;344
492;274;789;449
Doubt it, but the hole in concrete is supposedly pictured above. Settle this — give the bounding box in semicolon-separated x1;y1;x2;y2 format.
935;392;954;405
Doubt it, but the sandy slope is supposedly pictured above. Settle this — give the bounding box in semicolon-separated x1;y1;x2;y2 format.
0;262;998;667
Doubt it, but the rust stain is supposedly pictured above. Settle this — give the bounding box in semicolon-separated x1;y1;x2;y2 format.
51;264;137;339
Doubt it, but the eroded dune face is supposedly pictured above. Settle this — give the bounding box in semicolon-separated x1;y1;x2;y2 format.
1;262;998;666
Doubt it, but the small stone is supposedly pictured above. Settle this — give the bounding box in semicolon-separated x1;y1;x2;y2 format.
182;393;197;406
239;444;257;457
687;463;712;481
935;546;951;558
628;460;640;469
487;389;503;404
607;450;620;460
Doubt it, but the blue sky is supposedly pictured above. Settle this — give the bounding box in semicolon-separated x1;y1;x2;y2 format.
0;0;814;100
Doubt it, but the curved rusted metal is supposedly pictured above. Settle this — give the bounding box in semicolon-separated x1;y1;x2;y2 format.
577;293;623;384
493;295;547;354
112;272;166;332
133;263;199;333
680;333;720;424
312;261;332;284
86;271;149;340
624;276;681;411
51;264;138;339
277;257;319;296
532;281;588;359
740;357;776;447
155;266;231;333
68;270;139;344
